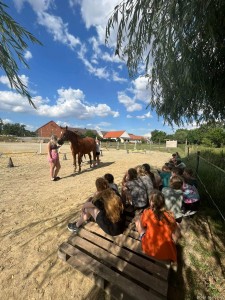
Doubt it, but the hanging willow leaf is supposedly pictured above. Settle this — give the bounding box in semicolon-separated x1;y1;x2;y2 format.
0;1;42;108
105;0;225;126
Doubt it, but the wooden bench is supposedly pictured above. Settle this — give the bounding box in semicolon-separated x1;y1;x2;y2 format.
58;221;170;300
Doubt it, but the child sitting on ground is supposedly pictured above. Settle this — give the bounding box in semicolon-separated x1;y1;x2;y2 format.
162;175;184;223
182;167;198;188
121;168;149;210
159;164;171;189
103;173;119;193
68;177;125;236
142;163;160;189
135;190;180;262
182;181;200;215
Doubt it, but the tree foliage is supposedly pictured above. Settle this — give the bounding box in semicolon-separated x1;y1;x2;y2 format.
173;129;188;144
106;0;225;126
151;130;167;143
0;1;42;107
84;130;96;138
0;119;36;136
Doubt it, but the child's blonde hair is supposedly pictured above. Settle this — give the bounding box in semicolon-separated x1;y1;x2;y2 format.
101;188;123;223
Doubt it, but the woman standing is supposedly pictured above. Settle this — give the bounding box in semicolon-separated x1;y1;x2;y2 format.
47;135;61;181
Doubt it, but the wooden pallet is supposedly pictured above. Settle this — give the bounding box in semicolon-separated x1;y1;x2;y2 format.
58;221;170;300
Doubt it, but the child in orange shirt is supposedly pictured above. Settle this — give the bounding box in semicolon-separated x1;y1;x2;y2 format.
135;190;180;262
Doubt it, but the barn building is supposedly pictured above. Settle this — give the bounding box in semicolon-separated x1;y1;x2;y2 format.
36;121;105;139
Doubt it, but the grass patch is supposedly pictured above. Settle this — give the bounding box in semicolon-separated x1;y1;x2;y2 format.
168;205;225;300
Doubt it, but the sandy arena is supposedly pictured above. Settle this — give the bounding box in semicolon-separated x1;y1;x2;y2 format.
0;142;171;299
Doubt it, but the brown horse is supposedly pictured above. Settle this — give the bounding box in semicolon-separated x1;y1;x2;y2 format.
58;127;96;172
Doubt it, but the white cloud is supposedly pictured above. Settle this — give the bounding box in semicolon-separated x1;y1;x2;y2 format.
13;0;52;13
136;111;152;119
78;46;110;80
0;87;119;119
37;12;80;49
79;0;121;45
2;118;13;124
0;75;29;90
118;91;142;112
24;50;32;60
101;52;123;64
0;91;35;113
69;0;81;8
132;76;151;103
112;71;127;83
0;76;11;88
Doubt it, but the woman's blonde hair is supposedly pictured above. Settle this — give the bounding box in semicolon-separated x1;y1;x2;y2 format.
50;135;58;143
101;188;123;223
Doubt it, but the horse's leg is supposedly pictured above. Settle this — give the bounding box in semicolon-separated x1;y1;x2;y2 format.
78;153;82;172
74;153;77;172
88;153;92;168
71;147;77;172
93;151;97;166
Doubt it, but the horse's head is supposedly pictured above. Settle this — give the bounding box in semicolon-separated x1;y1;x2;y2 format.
57;126;69;145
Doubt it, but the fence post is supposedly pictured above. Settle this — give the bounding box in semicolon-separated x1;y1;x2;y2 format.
196;151;200;174
187;147;190;160
39;141;42;154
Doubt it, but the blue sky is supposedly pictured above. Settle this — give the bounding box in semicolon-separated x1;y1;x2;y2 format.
0;0;180;136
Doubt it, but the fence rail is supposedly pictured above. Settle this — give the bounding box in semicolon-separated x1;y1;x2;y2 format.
193;150;225;222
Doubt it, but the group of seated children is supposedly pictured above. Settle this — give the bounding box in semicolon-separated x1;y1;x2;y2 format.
67;159;200;263
158;154;200;217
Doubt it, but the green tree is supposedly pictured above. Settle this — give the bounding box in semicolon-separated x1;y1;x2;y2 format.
173;129;188;144
0;118;3;133
187;129;201;144
2;122;35;136
0;1;42;107
151;130;167;143
85;130;96;138
106;0;225;125
203;127;225;148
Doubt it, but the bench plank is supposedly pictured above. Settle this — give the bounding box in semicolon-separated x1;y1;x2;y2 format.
83;222;170;271
69;227;168;281
59;242;166;300
58;221;170;299
68;233;168;294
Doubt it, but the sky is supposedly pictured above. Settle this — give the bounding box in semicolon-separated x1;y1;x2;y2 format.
0;0;180;136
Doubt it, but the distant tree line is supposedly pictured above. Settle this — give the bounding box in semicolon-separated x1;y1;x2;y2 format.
151;123;225;148
1;119;225;147
0;119;36;137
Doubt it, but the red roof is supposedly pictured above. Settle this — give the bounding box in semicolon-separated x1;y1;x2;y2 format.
103;131;126;138
129;134;144;140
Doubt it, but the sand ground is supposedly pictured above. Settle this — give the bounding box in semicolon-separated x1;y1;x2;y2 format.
0;142;171;300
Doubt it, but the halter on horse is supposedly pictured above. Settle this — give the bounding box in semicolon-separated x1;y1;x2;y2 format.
58;127;97;172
